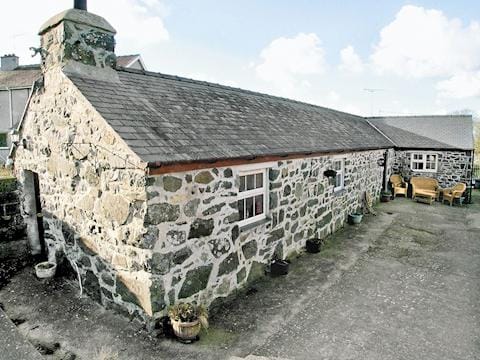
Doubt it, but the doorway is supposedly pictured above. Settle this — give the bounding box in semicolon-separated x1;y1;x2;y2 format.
23;170;45;257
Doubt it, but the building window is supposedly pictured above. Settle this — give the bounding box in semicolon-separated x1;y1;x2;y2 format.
238;169;267;227
333;158;345;192
411;153;437;172
0;133;7;148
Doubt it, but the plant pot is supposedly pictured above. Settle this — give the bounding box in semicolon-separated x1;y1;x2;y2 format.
348;213;363;225
170;318;201;342
270;260;289;276
306;239;321;253
380;193;391;202
35;261;57;279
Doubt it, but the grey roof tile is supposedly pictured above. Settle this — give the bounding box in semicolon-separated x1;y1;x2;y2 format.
369;115;473;150
68;68;394;164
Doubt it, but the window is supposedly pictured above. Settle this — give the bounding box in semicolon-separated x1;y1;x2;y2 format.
411;152;437;172
333;158;345;192
238;169;267;227
0;133;7;148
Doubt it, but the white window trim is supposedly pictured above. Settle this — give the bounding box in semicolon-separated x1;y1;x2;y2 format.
410;152;438;173
333;157;345;192
237;168;268;227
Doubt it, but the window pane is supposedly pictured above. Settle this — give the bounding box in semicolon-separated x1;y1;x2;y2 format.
246;196;254;218
247;174;255;190
334;160;341;171
335;174;342;188
417;162;424;170
238;199;245;220
0;133;7;148
255;195;264;216
240;176;246;192
255;173;263;189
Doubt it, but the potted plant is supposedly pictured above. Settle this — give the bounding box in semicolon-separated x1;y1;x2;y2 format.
306;238;322;253
168;302;208;343
270;258;289;276
380;191;391;202
348;213;363;225
35;261;57;279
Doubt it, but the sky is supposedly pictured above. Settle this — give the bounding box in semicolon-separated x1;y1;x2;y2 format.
1;0;479;117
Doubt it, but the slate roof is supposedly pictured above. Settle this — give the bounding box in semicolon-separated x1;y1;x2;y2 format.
0;65;41;90
67;68;393;165
369;115;474;150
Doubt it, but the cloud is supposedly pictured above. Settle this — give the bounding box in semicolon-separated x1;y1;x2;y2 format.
371;5;480;78
255;33;326;95
436;71;480;99
0;0;169;64
338;45;364;74
90;0;169;50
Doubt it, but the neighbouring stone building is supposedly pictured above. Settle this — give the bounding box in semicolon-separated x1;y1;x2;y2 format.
370;116;474;188
0;52;146;164
10;4;474;327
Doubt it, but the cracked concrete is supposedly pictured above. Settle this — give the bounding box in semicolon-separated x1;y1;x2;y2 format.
0;192;479;360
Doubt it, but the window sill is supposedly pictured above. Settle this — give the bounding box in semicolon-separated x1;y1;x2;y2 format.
333;188;346;196
239;217;270;232
412;170;437;173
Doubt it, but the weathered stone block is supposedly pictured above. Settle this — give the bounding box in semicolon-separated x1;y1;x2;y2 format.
242;240;258;259
194;171;214;184
184;199;200;217
163;176;182;192
178;265;213;299
266;228;284;245
146;203;180;224
188;218;214;239
218;252;240;276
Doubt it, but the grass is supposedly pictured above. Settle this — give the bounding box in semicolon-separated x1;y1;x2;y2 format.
0;167;14;179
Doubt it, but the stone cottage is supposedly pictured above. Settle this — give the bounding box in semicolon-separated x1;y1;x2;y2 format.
11;4;473;325
369;116;474;188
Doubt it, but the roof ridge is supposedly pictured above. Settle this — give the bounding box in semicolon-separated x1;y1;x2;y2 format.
115;67;365;119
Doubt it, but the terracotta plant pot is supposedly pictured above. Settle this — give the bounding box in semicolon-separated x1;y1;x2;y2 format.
170;318;201;342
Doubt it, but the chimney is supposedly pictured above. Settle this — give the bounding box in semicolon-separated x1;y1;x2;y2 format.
38;0;117;72
74;0;87;11
1;54;19;71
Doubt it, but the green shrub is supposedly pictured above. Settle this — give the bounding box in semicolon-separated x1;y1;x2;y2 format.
0;178;17;193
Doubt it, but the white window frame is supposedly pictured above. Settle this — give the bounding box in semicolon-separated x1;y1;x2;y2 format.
410;152;438;173
237;168;268;227
333;157;345;192
0;132;8;150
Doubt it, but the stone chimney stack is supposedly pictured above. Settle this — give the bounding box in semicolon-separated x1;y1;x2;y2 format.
1;54;19;71
38;2;117;73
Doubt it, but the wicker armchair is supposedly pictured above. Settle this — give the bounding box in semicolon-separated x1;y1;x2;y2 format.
442;183;466;206
389;174;407;198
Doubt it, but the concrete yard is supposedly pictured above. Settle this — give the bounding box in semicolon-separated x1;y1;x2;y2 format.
0;192;479;360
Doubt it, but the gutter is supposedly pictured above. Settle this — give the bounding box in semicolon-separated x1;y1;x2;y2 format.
147;145;394;175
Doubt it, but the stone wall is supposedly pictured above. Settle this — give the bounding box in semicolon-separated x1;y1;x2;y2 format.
392;150;473;187
0;178;27;261
145;149;387;315
13;69;158;321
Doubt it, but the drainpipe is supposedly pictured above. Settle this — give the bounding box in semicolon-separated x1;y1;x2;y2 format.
468;150;475;204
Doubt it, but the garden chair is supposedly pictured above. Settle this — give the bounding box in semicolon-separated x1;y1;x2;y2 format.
389;174;407;198
442;183;466;206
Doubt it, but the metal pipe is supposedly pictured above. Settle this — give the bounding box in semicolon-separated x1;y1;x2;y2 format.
74;0;87;10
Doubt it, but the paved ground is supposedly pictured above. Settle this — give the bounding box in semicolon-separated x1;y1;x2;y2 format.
0;192;479;359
